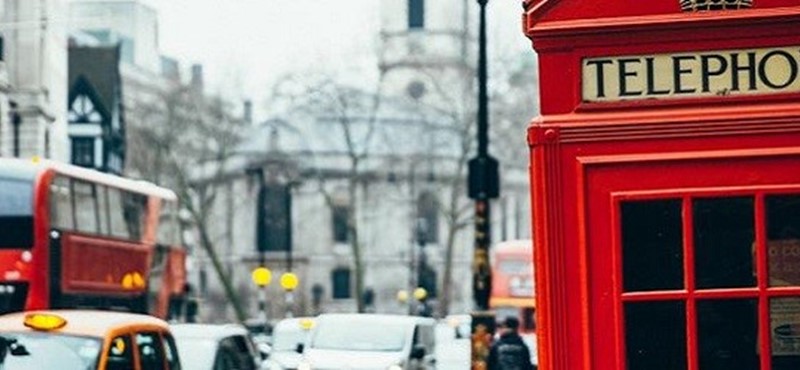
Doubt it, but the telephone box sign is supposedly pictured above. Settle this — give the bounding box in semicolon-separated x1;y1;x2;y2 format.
583;45;800;103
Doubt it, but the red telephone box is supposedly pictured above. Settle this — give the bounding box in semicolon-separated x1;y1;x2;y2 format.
523;1;800;369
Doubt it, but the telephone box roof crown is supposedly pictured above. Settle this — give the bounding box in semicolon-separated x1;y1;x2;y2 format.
679;0;752;11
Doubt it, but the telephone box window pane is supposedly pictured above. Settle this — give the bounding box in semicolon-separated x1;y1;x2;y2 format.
770;298;800;369
622;199;683;292
694;197;755;289
625;301;687;370
697;299;759;370
766;195;800;287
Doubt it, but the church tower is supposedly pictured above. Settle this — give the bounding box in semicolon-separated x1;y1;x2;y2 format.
379;0;474;111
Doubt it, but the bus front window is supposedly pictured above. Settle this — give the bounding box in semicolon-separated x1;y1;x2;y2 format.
0;178;33;249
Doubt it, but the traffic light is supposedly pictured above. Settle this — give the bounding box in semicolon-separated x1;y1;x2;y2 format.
467;155;499;200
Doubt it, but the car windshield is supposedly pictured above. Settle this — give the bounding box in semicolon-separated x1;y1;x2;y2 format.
173;338;217;369
0;332;101;370
311;320;407;352
272;327;307;352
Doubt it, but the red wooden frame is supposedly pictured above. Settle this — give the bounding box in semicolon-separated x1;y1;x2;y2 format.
522;1;800;369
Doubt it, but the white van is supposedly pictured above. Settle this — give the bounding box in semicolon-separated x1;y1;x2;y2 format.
297;314;436;370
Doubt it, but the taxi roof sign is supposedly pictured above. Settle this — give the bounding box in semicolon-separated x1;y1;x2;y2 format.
299;318;315;330
23;313;67;331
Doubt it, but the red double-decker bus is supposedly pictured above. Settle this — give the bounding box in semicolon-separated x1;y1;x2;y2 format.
490;239;536;334
0;158;187;319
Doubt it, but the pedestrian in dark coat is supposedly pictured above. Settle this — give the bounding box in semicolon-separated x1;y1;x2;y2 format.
487;316;535;370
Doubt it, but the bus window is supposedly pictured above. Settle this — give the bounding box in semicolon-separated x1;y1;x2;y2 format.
50;175;74;230
0;176;33;248
498;259;531;275
95;185;109;235
157;200;180;246
73;180;99;234
123;192;147;240
108;187;130;239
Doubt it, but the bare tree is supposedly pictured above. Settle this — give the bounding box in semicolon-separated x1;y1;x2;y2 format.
271;73;386;313
262;45;536;318
127;84;249;323
401;49;538;317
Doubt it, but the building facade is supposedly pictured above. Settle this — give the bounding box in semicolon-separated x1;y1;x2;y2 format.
184;0;533;324
67;45;125;174
0;0;69;161
194;101;531;323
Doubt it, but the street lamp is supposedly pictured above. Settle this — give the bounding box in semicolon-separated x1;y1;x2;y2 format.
251;266;272;323
468;0;499;369
397;289;409;304
280;272;299;318
413;287;427;301
413;287;432;317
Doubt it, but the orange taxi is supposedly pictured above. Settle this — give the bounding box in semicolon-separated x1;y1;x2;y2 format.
0;310;180;369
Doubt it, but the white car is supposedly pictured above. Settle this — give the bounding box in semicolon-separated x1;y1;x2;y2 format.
262;317;314;370
298;314;436;370
172;323;260;370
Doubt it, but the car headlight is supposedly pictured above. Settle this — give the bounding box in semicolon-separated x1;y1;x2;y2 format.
297;362;312;370
387;365;403;370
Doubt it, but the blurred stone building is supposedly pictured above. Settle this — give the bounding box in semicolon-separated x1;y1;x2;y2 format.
0;0;69;161
193;97;530;323
67;0;210;176
192;0;532;323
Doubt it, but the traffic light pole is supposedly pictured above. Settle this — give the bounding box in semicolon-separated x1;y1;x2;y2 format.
468;1;498;369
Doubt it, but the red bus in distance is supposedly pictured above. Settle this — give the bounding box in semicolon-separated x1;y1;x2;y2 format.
491;239;535;334
0;158;186;319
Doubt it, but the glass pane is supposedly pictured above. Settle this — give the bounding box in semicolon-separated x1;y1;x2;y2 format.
96;186;108;235
625;301;686;370
107;335;134;370
108;187;130;239
0;177;33;248
697;299;759;370
136;332;166;370
622;199;683;292
770;297;800;369
122;192;147;240
694;197;755;289
50;176;73;230
331;269;351;299
73;180;98;234
766;195;800;287
157;200;179;245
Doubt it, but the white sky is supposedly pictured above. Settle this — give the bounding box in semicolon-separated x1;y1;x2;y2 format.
149;0;532;117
